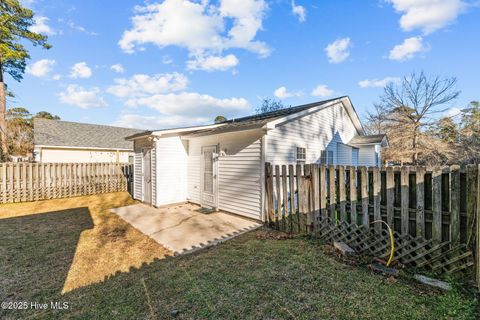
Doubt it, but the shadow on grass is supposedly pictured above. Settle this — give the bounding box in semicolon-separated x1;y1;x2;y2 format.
0;207;93;302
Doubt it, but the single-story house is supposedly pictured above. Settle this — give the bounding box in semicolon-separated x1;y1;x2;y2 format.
33;118;143;163
126;96;388;221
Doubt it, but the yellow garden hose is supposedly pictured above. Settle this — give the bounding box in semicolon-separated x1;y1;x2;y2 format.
371;220;395;267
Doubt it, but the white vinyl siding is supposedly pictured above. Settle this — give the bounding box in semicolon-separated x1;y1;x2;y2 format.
151;144;157;206
356;145;378;166
337;143;353;165
155;136;188;206
266;102;359;165
187;130;263;220
352;148;359;166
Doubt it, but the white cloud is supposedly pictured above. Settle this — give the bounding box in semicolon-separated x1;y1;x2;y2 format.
187;54;239;71
311;84;334;97
273;86;302;99
443;107;462;118
358;77;401;88
162;55;173;64
110;64;125;73
387;0;466;34
52;74;61;80
119;0;269;60
389;36;427;61
325;38;351;64
29;16;55;35
291;1;306;22
127;92;249;118
26;59;55;77
112;114;210;129
107;73;188;98
69;62;92;78
58;85;107;109
66;20;98;36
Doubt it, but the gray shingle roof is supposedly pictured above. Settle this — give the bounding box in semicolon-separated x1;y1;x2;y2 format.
34;118;143;150
349;134;387;145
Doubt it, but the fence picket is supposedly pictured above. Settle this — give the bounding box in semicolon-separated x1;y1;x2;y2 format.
349;166;357;224
360;167;369;225
288;165;295;233
320;165;327;219
328;165;336;220
373;167;381;232
416;167;426;238
432;168;442;243
338;166;346;221
450;165;461;245
311;164;320;232
401;166;410;235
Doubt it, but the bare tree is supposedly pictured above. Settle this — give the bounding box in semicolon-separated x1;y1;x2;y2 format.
380;72;460;164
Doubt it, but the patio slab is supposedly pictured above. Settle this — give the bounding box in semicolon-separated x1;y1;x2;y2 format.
111;203;261;255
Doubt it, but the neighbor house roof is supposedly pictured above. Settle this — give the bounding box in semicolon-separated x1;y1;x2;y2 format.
34;118;143;150
126;96;366;140
349;134;388;145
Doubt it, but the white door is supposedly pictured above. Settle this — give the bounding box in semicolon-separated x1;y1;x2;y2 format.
201;145;217;208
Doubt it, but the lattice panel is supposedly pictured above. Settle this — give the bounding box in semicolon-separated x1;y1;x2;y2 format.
315;218;474;275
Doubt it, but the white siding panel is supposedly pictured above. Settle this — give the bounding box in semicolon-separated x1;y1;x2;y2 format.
352;148;359;166
266;102;359;165
337;143;353;165
151;143;157;206
357;145;376;166
156;137;188;206
187;130;263;220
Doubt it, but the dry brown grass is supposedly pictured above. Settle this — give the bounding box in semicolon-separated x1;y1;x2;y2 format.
0;192;171;293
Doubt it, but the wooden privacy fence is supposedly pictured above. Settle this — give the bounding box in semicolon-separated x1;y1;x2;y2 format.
265;163;480;286
0;162;133;204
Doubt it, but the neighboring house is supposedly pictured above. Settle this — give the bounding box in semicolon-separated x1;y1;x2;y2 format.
34;118;143;163
126;96;388;221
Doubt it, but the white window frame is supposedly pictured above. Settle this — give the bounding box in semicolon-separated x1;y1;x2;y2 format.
296;146;306;164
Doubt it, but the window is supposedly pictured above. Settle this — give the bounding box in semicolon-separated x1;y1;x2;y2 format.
296;147;306;164
320;150;334;165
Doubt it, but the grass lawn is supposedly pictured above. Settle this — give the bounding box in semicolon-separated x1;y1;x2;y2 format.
0;193;478;319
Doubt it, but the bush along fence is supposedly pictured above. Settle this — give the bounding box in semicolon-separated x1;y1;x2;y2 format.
264;163;480;287
0;162;133;204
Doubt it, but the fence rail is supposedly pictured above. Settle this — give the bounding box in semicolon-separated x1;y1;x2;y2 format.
265;163;480;287
0;162;133;204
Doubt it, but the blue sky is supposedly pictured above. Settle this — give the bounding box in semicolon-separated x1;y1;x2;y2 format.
8;0;480;129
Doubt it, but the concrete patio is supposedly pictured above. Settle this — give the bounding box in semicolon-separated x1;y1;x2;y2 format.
111;203;261;255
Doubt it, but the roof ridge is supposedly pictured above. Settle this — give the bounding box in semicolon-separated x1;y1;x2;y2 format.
34;118;143;132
